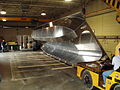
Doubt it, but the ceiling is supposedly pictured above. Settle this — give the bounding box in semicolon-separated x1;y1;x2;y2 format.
0;0;91;28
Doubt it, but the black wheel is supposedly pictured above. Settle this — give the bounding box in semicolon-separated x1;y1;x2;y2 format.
82;70;93;89
113;84;120;90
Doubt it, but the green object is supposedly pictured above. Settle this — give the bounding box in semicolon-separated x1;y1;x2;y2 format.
7;45;20;50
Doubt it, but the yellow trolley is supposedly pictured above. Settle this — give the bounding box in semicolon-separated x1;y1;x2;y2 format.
77;61;120;90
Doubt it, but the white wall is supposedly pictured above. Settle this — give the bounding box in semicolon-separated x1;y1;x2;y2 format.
87;12;120;36
86;0;120;57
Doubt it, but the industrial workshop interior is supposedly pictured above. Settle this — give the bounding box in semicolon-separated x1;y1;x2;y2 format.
0;0;120;90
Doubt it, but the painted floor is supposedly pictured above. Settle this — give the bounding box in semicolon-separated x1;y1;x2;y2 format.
0;51;89;90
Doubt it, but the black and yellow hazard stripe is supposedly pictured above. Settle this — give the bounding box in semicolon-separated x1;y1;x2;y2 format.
103;0;120;12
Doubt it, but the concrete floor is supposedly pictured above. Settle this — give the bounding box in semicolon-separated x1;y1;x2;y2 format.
0;51;89;90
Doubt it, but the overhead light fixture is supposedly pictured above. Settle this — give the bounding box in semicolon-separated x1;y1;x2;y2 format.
65;0;72;2
0;10;6;15
25;26;29;28
41;11;46;16
49;22;53;27
2;19;7;22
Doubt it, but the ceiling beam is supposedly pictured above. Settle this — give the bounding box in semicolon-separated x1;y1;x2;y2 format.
0;2;70;8
0;17;52;22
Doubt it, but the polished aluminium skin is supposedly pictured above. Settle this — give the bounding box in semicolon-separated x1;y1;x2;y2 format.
31;13;108;65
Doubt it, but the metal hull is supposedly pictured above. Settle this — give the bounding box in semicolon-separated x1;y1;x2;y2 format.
31;13;109;65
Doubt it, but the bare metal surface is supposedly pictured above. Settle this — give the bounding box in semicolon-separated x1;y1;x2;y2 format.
32;13;109;65
31;26;77;41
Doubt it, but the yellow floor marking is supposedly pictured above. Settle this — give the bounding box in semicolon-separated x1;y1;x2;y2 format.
26;55;49;58
15;58;56;62
17;63;65;69
14;68;45;73
14;66;72;73
27;57;52;59
52;66;73;70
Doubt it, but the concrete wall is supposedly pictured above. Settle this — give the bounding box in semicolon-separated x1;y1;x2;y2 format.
86;0;120;57
0;28;32;42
